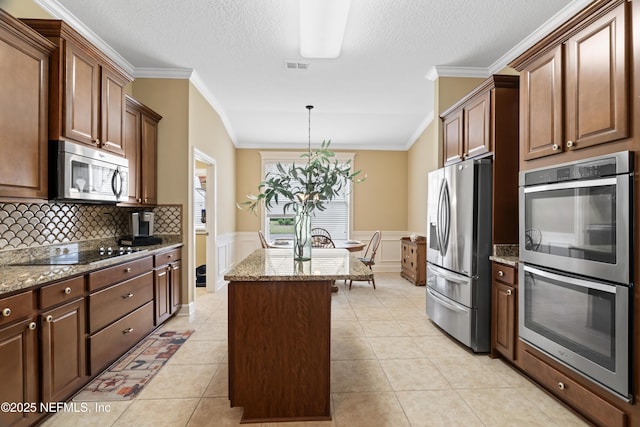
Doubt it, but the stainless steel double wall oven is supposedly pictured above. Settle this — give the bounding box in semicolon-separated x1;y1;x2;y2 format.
519;151;633;400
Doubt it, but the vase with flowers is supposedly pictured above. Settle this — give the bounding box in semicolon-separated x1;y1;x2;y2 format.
240;106;364;261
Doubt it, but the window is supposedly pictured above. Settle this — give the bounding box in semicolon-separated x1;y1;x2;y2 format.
261;151;355;242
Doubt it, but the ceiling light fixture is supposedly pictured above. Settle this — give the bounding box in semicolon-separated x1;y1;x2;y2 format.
299;0;351;59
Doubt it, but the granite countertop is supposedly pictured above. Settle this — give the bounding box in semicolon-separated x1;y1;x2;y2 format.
0;236;183;296
489;244;519;267
224;248;373;282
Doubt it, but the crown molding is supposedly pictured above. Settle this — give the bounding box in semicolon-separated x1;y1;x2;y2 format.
425;66;489;80
35;0;134;77
189;71;238;145
134;67;194;79
404;111;434;150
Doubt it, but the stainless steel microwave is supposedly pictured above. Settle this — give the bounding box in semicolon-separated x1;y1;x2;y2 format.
50;140;129;203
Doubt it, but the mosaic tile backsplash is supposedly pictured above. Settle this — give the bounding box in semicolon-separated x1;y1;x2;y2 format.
0;202;182;251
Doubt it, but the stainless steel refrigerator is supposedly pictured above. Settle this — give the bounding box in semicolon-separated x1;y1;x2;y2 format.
426;158;492;352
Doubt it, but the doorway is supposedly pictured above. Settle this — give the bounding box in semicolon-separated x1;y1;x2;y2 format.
193;149;217;297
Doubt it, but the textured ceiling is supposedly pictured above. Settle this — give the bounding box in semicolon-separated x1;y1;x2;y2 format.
40;0;588;150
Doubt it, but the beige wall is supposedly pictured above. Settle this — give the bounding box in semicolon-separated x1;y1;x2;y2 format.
236;149;408;233
0;0;52;18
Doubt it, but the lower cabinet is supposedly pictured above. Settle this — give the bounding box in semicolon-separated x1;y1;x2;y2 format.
491;262;517;363
154;248;182;325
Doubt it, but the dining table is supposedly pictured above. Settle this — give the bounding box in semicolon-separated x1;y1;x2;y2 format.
269;239;366;252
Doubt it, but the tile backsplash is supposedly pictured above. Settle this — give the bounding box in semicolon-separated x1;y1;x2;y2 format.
0;202;182;251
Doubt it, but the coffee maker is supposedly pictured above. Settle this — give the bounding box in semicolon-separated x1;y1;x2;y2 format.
119;212;162;246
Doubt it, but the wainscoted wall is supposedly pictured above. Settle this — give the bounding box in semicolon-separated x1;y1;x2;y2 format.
0;202;182;251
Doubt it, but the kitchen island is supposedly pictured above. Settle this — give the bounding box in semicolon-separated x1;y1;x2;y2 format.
224;248;372;423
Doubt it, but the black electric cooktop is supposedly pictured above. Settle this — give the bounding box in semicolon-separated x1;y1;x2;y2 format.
14;247;147;266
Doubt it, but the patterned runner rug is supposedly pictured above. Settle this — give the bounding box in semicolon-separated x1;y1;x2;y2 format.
74;329;194;401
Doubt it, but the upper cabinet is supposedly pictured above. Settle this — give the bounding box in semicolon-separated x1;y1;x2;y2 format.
0;10;55;200
511;0;628;165
123;95;162;206
22;19;132;156
441;75;519;167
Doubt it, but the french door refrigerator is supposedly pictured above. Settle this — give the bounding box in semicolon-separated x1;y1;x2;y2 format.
426;158;493;352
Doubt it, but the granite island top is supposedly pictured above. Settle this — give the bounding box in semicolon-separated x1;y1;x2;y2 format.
0;236;183;296
224;248;373;282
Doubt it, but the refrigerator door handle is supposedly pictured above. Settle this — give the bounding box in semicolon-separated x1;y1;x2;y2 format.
436;180;444;255
427;287;467;313
427;263;470;284
440;180;451;256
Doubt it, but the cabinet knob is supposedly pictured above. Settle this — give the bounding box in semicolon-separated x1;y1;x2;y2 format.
46;315;53;323
551;143;559;151
566;140;574;148
2;308;11;317
498;270;504;277
28;322;37;330
123;327;134;334
122;292;134;299
506;289;512;296
557;382;565;390
64;287;72;295
94;138;101;147
125;267;132;273
137;198;142;203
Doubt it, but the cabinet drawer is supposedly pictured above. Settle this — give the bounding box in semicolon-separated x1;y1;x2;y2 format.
40;276;85;309
88;256;153;291
154;248;181;267
89;272;153;334
89;301;154;375
521;349;626;427
492;263;515;285
0;291;34;326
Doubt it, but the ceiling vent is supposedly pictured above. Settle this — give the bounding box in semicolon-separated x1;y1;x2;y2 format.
285;60;310;70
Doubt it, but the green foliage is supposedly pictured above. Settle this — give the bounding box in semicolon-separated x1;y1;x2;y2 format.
239;140;365;215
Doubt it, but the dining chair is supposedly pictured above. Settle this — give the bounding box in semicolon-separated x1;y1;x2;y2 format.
258;230;269;248
311;227;331;240
311;235;335;248
349;230;381;290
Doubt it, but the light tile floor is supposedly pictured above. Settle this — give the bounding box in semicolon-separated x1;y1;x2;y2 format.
42;272;588;427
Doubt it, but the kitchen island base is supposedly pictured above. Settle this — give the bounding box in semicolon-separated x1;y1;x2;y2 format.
228;279;332;423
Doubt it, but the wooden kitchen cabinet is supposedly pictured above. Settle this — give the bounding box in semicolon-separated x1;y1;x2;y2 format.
491;262;517;364
512;0;628;163
22;19;132;155
0;291;38;427
0;10;55;200
400;237;426;286
123;95;162;205
441;75;517;166
153;248;182;324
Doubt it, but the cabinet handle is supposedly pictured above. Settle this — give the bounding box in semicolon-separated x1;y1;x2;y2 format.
172;266;179;271
28;322;37;330
552;143;559;151
137;198;142;203
94;138;101;147
558;382;565;390
122;293;134;299
64;287;72;295
566;140;574;148
506;289;512;296
123;327;133;334
125;267;132;273
498;270;504;277
2;308;11;317
46;315;53;323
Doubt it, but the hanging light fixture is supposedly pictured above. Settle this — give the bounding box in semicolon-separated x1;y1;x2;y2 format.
299;0;351;58
306;105;313;156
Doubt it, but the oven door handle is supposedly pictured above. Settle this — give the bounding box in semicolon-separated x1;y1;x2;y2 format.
523;265;617;294
523;177;617;194
426;287;468;313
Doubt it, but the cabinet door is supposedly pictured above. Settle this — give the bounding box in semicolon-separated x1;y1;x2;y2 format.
140;113;159;205
124;102;141;203
464;91;491;159
63;41;100;146
493;281;516;361
0;21;50;199
520;45;563;161
100;67;126;156
154;267;171;325
443;110;464;165
0;319;38;427
564;2;627;151
170;260;182;314
41;298;87;403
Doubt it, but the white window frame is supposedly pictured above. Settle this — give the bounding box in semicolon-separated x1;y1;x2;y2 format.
259;151;356;242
